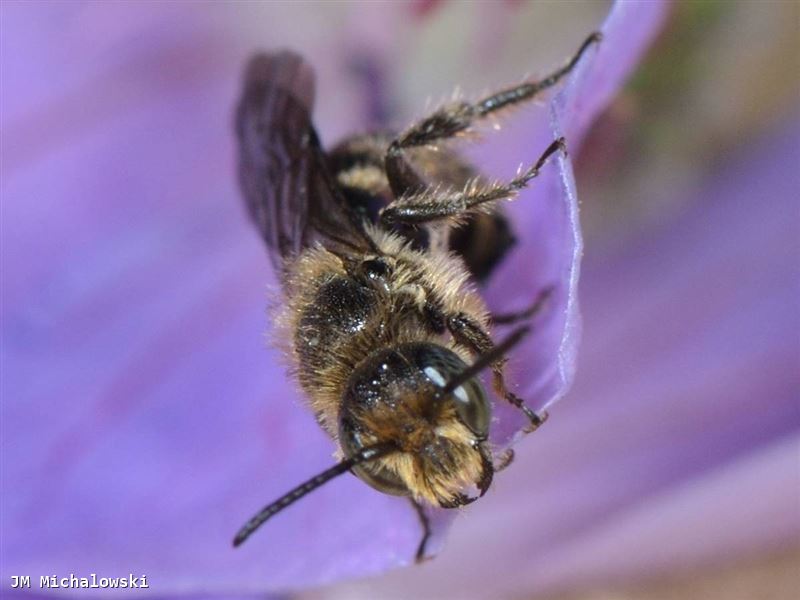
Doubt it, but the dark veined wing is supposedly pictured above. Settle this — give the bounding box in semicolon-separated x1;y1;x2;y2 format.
235;51;371;278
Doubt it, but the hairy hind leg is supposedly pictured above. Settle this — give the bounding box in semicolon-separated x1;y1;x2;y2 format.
384;32;601;198
380;138;565;228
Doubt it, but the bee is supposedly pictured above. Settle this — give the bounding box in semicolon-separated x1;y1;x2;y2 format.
232;32;601;561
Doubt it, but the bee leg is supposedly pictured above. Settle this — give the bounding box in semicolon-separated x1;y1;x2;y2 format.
490;286;554;326
446;313;547;433
380;138;565;229
477;444;495;495
494;448;515;472
383;32;601;198
439;493;478;508
410;498;433;563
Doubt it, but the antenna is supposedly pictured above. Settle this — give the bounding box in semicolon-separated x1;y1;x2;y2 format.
441;325;530;395
233;442;396;547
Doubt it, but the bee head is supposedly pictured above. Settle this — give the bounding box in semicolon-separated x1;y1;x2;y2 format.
233;327;529;548
339;342;493;507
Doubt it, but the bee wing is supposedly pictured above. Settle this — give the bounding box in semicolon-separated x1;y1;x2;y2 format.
235;52;369;276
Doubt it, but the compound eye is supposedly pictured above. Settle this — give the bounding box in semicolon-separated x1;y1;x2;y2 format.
419;349;491;439
339;418;408;496
451;378;490;439
351;462;408;496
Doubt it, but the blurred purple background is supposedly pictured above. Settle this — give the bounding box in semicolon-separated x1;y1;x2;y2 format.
2;1;799;599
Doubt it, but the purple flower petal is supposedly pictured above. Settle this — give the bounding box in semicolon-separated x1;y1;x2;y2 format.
1;4;422;590
309;120;800;598
1;0;665;594
478;0;670;442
